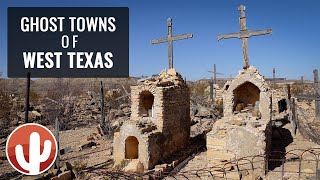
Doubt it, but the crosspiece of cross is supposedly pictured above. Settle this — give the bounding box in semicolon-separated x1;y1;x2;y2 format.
218;5;272;69
151;18;193;69
208;64;224;84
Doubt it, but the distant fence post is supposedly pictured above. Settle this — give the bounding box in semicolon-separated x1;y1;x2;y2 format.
273;68;276;89
100;81;106;135
54;117;60;172
314;69;320;117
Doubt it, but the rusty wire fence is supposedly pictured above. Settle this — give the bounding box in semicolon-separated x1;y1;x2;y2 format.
102;148;320;179
158;148;320;179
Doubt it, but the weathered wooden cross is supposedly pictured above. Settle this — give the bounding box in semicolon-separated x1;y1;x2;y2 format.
218;5;272;69
208;64;224;84
208;64;224;100
151;18;193;69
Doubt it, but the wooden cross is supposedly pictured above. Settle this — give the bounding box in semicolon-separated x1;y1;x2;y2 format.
218;5;272;69
208;64;224;84
151;18;193;69
208;64;224;100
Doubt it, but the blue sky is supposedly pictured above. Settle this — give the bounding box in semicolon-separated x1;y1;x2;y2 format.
0;0;319;80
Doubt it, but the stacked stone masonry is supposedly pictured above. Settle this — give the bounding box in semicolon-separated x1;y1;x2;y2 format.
207;66;273;179
113;68;190;170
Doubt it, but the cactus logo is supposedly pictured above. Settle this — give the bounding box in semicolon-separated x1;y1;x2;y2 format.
6;123;58;175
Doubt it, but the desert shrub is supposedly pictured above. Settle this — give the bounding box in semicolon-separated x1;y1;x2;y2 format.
42;79;76;129
0;79;13;137
30;90;41;104
291;82;304;95
189;81;209;105
190;81;208;97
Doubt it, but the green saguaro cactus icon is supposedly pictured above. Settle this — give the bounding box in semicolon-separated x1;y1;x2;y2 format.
15;132;52;175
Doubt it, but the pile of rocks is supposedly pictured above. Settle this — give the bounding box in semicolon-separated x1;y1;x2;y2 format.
190;102;221;138
142;68;186;87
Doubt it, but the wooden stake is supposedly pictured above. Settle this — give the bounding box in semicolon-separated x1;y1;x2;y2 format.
54;117;60;171
273;68;276;88
25;72;30;123
100;81;105;135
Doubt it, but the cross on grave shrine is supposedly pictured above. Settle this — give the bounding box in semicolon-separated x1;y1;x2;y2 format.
208;64;224;100
151;18;193;69
218;5;272;69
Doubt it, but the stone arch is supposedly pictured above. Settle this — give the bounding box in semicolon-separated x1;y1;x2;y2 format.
139;91;154;117
125;136;139;159
233;81;261;112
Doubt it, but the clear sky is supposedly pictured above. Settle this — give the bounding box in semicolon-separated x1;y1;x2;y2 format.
0;0;319;80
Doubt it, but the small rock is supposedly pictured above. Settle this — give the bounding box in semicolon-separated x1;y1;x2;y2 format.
61;161;73;172
136;161;144;173
57;170;72;180
228;120;246;126
167;68;177;76
195;106;211;118
51;176;58;180
60;147;72;155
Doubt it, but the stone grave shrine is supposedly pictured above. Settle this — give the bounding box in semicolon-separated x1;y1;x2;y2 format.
113;68;190;171
206;66;273;178
207;4;273;178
